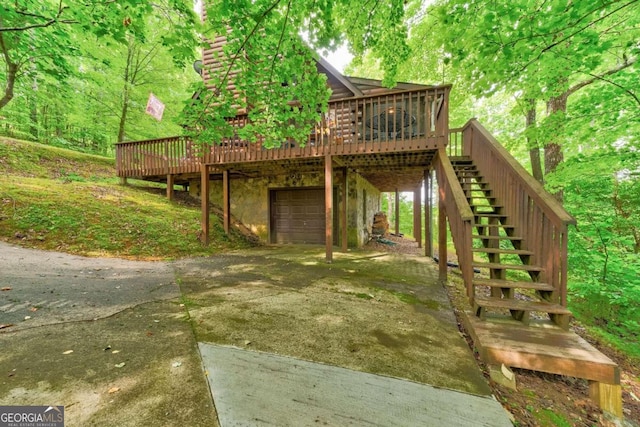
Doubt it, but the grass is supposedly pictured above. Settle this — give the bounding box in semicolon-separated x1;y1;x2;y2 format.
0;137;254;259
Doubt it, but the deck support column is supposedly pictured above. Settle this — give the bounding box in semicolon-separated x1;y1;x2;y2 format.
394;189;400;236
589;382;623;419
325;154;333;263
413;184;422;248
166;174;175;201
340;167;348;253
425;169;433;257
223;169;230;235
200;164;210;245
438;186;448;280
120;177;128;186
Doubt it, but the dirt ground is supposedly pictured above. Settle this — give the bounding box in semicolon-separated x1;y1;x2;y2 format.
367;234;640;427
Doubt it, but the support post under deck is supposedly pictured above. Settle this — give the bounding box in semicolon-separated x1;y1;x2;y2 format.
341;168;348;253
413;185;422;248
438;189;447;280
425;169;433;257
394;189;400;236
325;154;333;263
166;174;175;201
200;164;210;245
223;170;230;235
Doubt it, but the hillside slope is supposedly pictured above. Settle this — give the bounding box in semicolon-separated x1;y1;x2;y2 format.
0;137;254;259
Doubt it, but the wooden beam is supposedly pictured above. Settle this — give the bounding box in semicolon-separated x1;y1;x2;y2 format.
166;174;175;201
223;169;230;235
413;184;422;248
438;190;447;280
425;169;433;257
341;168;348;253
394;189;400;236
325;154;333;263
589;382;623;418
200;164;210;245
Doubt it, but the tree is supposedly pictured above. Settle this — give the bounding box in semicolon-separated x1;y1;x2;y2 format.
185;0;413;147
421;0;639;190
0;0;197;112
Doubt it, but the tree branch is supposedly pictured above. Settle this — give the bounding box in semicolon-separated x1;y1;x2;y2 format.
516;0;639;74
565;57;639;105
1;4;76;32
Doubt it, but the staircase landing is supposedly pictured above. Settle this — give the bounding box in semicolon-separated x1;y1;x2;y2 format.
462;314;619;384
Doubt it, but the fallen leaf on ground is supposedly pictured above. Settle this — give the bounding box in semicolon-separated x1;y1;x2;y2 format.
107;387;120;394
62;350;74;355
0;324;14;330
1;287;12;291
146;331;153;336
29;307;38;312
114;363;125;368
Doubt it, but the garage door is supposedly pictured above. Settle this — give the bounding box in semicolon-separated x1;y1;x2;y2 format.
271;189;325;244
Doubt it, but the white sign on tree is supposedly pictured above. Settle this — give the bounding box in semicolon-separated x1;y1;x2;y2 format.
146;93;165;121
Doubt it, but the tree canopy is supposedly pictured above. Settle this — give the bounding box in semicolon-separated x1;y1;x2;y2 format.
185;0;413;147
0;0;199;150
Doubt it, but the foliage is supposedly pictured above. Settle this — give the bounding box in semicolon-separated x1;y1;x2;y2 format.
547;149;640;346
0;0;199;154
380;193;418;238
406;0;640;177
0;137;254;258
185;0;412;147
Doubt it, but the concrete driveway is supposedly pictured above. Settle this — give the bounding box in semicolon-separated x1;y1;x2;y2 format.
0;242;512;426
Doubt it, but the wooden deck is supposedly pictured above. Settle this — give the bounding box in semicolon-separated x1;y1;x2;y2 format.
115;86;450;190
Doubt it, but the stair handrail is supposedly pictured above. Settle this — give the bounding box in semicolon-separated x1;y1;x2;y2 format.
461;119;575;228
459;119;575;306
434;147;475;298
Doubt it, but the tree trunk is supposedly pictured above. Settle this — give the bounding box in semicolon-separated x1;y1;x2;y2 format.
117;90;129;142
545;93;568;202
0;61;17;110
525;100;543;183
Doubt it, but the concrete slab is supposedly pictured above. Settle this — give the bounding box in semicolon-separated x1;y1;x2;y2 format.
0;241;177;330
199;343;513;427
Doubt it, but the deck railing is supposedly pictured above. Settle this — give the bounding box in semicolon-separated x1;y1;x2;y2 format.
116;86;450;177
434;147;475;297
450;119;576;305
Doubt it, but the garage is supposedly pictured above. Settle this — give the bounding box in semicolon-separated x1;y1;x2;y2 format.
270;188;325;244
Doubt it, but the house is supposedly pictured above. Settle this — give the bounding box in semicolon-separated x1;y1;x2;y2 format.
115;32;623;417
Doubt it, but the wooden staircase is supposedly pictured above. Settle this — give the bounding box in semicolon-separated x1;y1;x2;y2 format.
450;157;572;329
438;121;621;418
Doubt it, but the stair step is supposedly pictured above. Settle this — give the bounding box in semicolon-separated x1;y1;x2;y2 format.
473;296;571;315
461;182;489;187
473;278;554;291
472;262;543;272
472;247;533;255
474;213;507;219
471;205;503;212
465;189;492;194
472;235;523;241
473;223;515;229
